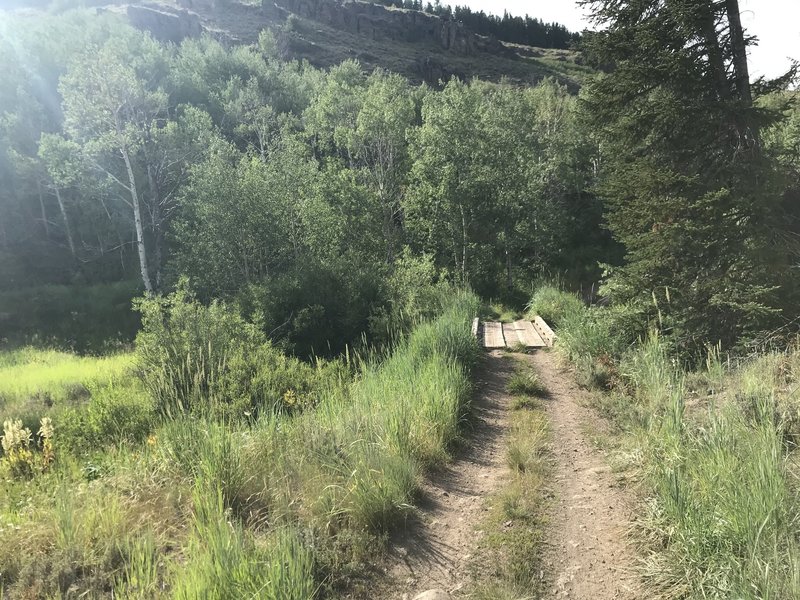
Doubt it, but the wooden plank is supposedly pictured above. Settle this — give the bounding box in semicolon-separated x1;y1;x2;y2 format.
503;322;523;346
532;316;556;347
471;317;479;339
482;321;506;349
514;320;546;348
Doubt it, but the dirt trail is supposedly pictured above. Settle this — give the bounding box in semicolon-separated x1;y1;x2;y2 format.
371;349;639;599
529;350;640;599
372;350;515;598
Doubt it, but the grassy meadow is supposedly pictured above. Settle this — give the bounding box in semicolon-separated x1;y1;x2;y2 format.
529;284;800;599
0;289;480;598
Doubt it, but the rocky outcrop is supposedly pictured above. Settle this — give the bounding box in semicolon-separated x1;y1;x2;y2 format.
126;4;204;43
272;0;513;57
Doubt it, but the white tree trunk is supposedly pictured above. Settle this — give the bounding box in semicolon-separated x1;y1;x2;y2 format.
54;186;76;258
120;142;153;293
37;179;50;239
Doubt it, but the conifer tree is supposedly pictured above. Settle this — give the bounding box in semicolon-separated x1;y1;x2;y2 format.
582;0;796;351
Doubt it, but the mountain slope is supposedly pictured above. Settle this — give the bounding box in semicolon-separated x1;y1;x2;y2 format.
128;0;592;85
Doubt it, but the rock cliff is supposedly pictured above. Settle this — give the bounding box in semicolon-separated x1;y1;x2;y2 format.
271;0;513;57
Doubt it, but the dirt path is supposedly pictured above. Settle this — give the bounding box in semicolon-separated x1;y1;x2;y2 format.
371;349;639;600
372;350;515;598
529;350;640;599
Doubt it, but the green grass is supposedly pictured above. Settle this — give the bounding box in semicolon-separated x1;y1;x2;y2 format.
482;301;521;323
506;370;547;398
632;346;800;599
525;284;584;328
470;358;550;596
542;288;800;599
0;348;134;417
0;290;481;597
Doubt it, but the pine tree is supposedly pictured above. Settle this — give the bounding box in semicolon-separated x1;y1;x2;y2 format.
582;0;797;352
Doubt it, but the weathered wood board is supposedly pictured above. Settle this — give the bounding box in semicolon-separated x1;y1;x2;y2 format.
532;316;556;347
502;322;521;346
482;321;506;349
478;318;552;349
514;320;546;347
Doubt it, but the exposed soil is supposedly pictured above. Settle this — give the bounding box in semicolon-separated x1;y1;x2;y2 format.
370;350;516;598
369;348;640;600
530;350;640;599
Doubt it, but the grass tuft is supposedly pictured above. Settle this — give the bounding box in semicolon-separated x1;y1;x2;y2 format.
506;371;547;398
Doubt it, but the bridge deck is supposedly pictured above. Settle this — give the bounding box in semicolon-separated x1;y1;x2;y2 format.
476;318;554;349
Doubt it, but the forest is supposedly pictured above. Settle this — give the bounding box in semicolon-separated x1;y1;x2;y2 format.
375;1;581;50
1;0;799;598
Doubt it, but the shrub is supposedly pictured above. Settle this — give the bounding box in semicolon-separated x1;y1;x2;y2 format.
57;381;156;454
368;249;454;343
135;285;342;419
525;285;584;327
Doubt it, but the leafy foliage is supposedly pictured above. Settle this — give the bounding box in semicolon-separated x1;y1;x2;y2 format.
134;284;343;419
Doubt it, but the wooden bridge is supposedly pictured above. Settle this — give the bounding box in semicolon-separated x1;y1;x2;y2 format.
471;316;556;350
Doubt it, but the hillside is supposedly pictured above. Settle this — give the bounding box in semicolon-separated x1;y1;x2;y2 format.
114;0;589;85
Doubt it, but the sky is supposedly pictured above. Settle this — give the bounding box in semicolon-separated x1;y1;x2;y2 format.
459;0;799;80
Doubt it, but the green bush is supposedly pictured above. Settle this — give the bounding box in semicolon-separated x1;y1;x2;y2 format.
235;262;384;358
57;381;156;454
525;285;584;327
368;249;455;343
135;285;344;419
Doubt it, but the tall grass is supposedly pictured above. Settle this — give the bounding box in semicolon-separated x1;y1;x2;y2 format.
640;347;800;598
526;284;585;327
530;278;800;599
154;291;480;593
1;290;481;597
171;487;315;600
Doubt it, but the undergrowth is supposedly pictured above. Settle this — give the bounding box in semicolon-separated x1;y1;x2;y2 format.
0;289;480;597
529;283;800;599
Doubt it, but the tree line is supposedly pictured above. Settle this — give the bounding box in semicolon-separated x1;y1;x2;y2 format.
374;1;580;49
0;10;603;355
1;0;798;359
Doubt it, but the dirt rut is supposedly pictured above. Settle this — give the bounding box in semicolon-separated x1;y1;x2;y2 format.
530;350;640;599
371;350;515;598
370;349;639;599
